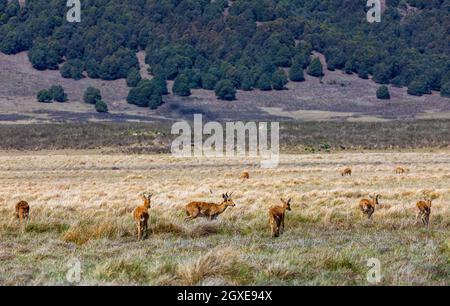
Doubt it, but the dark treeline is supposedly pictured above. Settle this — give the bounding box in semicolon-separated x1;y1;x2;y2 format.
1;0;449;106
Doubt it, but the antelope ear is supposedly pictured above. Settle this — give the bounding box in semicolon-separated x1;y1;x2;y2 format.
287;198;292;204
222;193;226;199
280;198;285;203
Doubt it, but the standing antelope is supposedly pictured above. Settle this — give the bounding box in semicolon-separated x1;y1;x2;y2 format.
185;192;236;221
395;166;407;174
269;198;292;238
15;200;30;225
132;192;153;240
341;167;352;177
416;199;432;227
240;171;250;181
358;194;380;220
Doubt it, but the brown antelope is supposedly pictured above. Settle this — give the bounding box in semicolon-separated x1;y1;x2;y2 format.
15;200;30;224
341;167;352;176
416;199;432;227
358;194;380;220
395;166;407;174
132;192;153;240
240;171;250;181
268;198;292;238
185;192;236;221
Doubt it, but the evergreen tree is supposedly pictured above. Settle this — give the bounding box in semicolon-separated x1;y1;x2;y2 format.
376;86;391;100
83;87;102;104
173;74;191;96
289;63;305;82
37;89;52;103
307;58;324;77
201;73;219;90
215;80;237;101
407;79;431;96
441;81;450;98
95;100;108;113
272;69;288;90
49;85;67;102
126;67;142;87
256;74;272;91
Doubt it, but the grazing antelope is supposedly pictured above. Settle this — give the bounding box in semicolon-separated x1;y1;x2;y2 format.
240;171;250;181
416;199;432;227
395;166;407;174
269;198;292;238
15;200;30;225
185;192;236;221
358;194;380;220
341;167;352;177
132;192;153;240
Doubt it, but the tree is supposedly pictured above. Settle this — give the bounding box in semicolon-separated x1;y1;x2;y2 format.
201;73;219;90
83;87;102;104
152;76;169;95
272;69;288;90
289;63;305;82
173;74;191;96
441;81;450;98
95;100;108;113
127;79;163;108
148;95;163;109
126;67;142;87
215;80;237;101
307;58;324;77
256;74;272;91
376;86;391;100
37;89;52;103
49;85;67;102
407;79;431;96
344;61;353;74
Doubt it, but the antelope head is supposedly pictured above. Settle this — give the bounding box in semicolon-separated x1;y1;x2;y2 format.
222;192;236;207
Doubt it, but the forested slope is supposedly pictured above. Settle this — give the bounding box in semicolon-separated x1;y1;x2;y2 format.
0;0;449;108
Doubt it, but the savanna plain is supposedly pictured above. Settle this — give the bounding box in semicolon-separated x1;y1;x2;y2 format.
0;152;448;285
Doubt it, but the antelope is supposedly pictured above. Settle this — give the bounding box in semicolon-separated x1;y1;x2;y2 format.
395;166;407;174
185;192;236;221
358;194;380;220
15;200;30;225
268;198;292;238
240;171;250;181
416;199;432;227
132;192;153;240
341;167;352;176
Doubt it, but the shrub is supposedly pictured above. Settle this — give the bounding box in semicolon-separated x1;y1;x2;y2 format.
407;79;431;96
272;69;288;90
126;67;142;87
441;81;450;98
215;80;237;101
256;74;272;91
83;87;102;104
173;74;191;96
289;63;305;82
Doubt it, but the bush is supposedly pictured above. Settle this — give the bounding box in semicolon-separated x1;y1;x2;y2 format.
376;86;391;100
127;79;164;108
49;85;67;102
272;69;288;90
95;100;108;113
307;58;324;77
37;89;52;103
214;80;237;101
83;87;102;104
60;60;84;80
201;73;219;90
173;74;191;96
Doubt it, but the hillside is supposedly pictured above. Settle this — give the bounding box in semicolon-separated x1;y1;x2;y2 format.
0;0;449;122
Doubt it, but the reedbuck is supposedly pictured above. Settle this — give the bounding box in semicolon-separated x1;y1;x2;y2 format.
416;199;432;227
240;171;250;181
185;192;236;221
15;200;30;224
269;198;292;238
132;192;153;240
395;166;407;174
358;194;380;220
341;167;352;177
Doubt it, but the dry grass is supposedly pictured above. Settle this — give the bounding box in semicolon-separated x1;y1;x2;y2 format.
0;152;448;285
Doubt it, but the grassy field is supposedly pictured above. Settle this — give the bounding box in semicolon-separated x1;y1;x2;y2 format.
0;152;448;285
